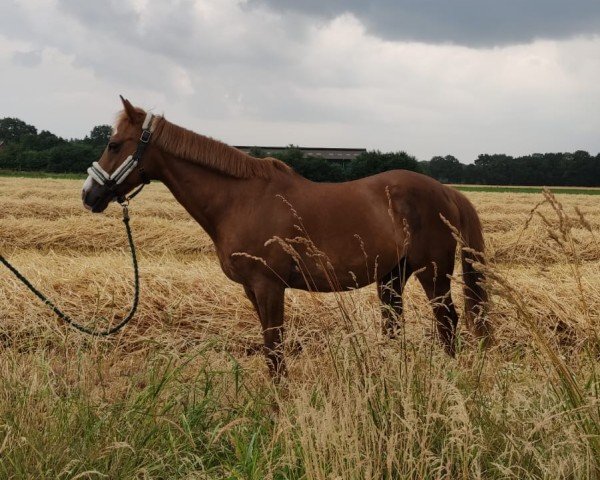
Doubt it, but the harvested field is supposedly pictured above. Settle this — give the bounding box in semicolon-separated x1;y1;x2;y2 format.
1;176;599;479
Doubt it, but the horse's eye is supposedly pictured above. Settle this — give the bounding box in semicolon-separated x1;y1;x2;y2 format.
108;142;121;152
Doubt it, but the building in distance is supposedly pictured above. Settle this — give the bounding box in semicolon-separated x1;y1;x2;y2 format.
235;146;366;163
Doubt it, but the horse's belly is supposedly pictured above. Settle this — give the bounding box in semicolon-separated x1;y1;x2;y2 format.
286;252;399;292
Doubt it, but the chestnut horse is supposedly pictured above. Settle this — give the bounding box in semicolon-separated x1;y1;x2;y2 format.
82;97;491;378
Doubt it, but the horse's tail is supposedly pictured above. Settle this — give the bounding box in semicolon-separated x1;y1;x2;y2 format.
452;189;493;343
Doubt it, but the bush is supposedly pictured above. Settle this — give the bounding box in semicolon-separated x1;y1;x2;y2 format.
347;150;422;180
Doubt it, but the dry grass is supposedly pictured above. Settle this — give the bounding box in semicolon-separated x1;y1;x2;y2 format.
1;177;599;479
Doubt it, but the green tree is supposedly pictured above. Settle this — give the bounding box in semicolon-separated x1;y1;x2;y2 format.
295;157;345;182
418;160;431;177
429;155;463;183
0;118;37;144
473;154;514;184
347;150;421;180
272;147;346;182
21;130;65;151
248;146;267;158
45;142;98;172
86;125;112;147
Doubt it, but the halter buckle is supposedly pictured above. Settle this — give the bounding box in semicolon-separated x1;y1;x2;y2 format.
140;130;151;143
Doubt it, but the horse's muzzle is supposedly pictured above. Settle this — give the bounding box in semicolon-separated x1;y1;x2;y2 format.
82;177;114;213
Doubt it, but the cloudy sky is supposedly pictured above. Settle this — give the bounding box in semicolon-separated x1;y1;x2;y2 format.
2;0;600;161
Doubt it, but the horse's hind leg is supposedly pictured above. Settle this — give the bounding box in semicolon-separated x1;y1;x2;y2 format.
378;257;413;338
415;261;460;356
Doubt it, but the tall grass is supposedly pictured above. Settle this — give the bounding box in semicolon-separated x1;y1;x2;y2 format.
1;178;599;478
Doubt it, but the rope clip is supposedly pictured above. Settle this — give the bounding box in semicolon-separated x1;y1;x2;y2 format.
121;202;130;222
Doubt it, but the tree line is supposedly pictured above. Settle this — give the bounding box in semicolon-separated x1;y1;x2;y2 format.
0;118;111;174
1;117;599;186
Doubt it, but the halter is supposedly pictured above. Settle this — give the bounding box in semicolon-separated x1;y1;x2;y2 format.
87;112;154;200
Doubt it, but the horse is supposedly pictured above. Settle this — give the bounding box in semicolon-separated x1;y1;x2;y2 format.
82;97;492;379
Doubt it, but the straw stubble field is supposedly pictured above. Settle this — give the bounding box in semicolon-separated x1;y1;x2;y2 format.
1;176;599;479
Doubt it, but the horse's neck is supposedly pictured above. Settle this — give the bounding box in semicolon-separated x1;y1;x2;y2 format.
156;154;256;241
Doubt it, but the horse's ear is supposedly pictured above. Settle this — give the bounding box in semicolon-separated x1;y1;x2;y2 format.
119;95;137;121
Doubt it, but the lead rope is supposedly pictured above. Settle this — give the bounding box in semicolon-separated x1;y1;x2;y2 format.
0;202;140;336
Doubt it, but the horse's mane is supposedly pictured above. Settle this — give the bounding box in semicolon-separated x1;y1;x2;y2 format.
121;112;293;179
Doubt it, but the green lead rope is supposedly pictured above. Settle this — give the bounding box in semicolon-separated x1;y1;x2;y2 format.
0;204;140;336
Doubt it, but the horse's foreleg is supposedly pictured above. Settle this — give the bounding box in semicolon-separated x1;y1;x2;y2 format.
243;285;259;312
246;282;287;380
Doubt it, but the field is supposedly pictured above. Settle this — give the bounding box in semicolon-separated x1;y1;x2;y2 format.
452;185;600;195
1;176;599;479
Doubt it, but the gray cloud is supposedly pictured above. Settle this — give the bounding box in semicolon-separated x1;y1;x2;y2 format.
11;50;42;67
249;0;600;46
51;0;303;86
57;0;139;32
1;0;600;161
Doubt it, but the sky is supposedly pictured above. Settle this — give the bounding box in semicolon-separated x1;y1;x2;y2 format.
1;0;600;162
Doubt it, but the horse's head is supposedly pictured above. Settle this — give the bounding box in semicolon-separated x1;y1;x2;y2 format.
82;96;156;213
